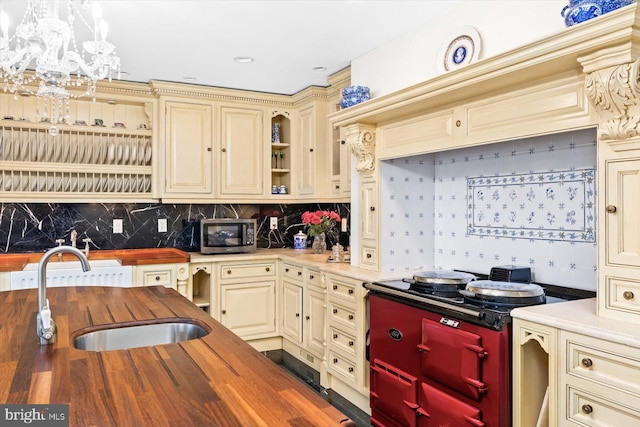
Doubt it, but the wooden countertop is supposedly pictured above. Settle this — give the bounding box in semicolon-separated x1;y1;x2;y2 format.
0;286;350;426
0;248;190;272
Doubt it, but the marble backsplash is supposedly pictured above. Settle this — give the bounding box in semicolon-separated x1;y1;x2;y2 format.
0;202;350;254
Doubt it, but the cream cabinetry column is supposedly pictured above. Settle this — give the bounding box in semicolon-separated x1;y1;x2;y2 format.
218;105;265;197
133;262;189;298
578;49;640;323
162;100;214;197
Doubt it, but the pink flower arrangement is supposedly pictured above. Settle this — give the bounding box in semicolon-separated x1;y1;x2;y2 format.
301;210;341;237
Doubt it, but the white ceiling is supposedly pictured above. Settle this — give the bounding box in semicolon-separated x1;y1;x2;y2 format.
1;0;464;95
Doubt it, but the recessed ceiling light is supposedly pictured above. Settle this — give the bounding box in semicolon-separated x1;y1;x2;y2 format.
182;76;198;81
234;56;254;63
312;66;327;72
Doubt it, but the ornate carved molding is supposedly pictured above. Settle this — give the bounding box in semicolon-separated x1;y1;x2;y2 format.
344;124;376;172
584;58;640;143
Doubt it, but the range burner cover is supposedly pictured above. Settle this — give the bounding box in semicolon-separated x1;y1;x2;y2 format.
464;280;544;298
410;270;476;285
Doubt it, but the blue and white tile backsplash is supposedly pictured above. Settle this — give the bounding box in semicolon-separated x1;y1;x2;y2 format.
380;127;598;290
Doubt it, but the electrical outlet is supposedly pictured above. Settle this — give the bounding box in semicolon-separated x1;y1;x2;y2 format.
158;218;168;233
112;219;123;234
270;217;278;230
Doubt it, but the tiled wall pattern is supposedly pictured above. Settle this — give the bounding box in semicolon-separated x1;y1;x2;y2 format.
380;128;598;290
0;202;350;254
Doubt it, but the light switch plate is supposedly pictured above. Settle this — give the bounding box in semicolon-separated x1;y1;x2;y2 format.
158;218;168;233
270;217;278;230
113;219;123;234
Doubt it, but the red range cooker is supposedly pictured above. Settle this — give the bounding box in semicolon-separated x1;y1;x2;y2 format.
365;267;595;427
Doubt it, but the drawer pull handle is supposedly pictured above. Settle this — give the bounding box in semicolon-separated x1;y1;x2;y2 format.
155;276;160;281
348;367;354;373
348;314;354;320
348;289;354;295
227;270;232;275
333;285;338;290
605;205;617;213
348;340;354;346
581;404;593;415
623;291;634;300
221;310;226;314
581;358;593;368
333;308;338;314
265;267;270;272
333;333;338;339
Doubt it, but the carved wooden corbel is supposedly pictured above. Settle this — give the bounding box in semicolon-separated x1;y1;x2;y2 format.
343;124;376;172
584;58;640;147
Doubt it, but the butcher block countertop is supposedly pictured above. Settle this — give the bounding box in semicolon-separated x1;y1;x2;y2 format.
0;248;190;272
0;286;351;426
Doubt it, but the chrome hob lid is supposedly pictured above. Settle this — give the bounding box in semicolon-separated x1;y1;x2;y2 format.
410;270;477;285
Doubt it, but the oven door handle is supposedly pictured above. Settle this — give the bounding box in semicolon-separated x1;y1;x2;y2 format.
464;415;486;426
464;343;488;359
402;400;419;410
416;407;430;418
463;376;488;395
417;343;430;353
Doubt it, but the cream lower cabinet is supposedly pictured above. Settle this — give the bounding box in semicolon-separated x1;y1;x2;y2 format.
217;260;277;341
133;263;189;298
359;172;379;270
189;262;213;315
513;302;640;427
324;272;369;413
281;262;326;371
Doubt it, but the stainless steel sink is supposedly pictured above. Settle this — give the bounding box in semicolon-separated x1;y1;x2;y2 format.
74;321;209;351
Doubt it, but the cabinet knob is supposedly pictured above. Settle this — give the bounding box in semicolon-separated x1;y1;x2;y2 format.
285;268;289;272
333;358;338;364
310;148;314;152
265;267;270;272
221;148;227;153
348;340;354;346
207;147;212;152
305;315;310;320
295;313;300;317
332;285;338;290
340;140;346;145
333;333;338;339
155;276;160;281
333;308;338;314
227;270;232;275
370;206;375;211
366;253;372;259
605;205;617;213
623;291;635;300
581;404;593;415
455;120;461;127
581;358;593;368
348;314;354;320
348;367;354;373
348;289;354;295
310;275;314;280
298;271;302;276
221;309;226;314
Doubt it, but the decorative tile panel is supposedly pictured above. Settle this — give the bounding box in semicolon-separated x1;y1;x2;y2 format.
466;169;595;242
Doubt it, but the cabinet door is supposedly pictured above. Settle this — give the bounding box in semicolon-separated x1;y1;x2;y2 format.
297;104;317;196
282;281;303;343
306;287;326;355
220;280;276;339
605;159;640;267
361;179;378;241
219;105;264;196
164;101;213;195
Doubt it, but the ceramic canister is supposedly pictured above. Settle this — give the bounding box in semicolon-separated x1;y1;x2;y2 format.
293;231;307;249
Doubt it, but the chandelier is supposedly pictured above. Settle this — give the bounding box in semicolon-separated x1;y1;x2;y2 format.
0;0;120;135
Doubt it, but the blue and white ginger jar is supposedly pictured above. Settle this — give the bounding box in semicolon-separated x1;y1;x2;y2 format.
561;0;633;26
340;85;370;109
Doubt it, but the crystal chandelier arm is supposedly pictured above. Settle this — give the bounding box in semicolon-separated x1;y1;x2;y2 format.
62;50;112;81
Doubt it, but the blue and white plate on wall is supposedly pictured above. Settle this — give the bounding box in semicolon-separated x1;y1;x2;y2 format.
437;26;482;73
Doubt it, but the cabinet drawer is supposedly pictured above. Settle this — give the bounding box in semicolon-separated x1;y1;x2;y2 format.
564;331;640;397
360;244;378;268
565;385;640;426
282;264;303;281
307;269;323;289
219;262;276;280
328;277;358;303
142;270;172;287
603;275;640;316
328;302;356;329
328;349;357;384
329;325;357;357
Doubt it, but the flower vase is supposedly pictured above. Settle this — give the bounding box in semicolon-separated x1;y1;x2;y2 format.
311;232;327;254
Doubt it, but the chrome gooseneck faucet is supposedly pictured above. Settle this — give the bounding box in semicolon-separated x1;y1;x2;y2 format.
37;246;91;345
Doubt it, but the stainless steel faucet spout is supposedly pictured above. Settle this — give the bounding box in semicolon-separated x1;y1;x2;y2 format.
37;246;91;345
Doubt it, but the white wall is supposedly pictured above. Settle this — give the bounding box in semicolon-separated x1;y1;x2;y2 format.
351;0;568;97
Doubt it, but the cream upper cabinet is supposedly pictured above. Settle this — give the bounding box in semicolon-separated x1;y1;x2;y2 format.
163;100;213;196
296;104;318;197
218;105;265;197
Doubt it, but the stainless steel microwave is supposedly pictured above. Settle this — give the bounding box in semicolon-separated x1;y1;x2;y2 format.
199;218;257;254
